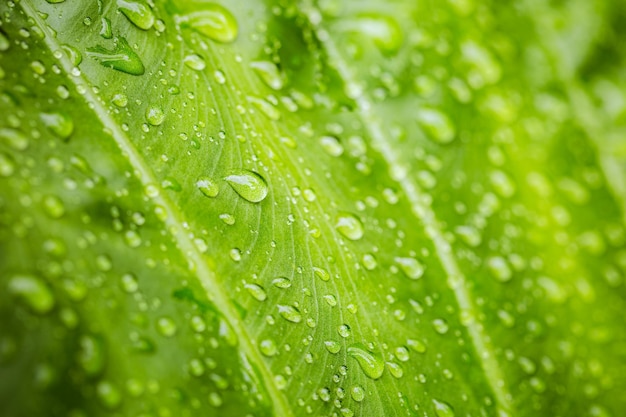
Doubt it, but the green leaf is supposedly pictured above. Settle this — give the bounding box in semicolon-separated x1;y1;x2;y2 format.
1;0;625;416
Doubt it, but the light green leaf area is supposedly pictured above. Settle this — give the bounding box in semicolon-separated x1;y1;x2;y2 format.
1;0;625;416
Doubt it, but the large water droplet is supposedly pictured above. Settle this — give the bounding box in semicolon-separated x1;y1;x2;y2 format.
277;305;302;323
40;112;74;140
225;170;268;203
176;5;238;43
251;61;284;90
335;213;364;240
395;256;424;279
8;274;55;314
87;37;145;75
117;0;155;30
347;343;384;379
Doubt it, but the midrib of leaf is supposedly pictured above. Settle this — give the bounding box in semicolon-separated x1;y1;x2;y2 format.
300;3;514;414
19;2;294;415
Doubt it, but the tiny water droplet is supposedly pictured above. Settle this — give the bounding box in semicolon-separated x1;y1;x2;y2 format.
432;318;449;334
176;5;238;43
146;106;165;126
87;37;145;75
347;343;384;379
40;112;74;140
224;170;268;203
8;274;55;314
433;399;455;417
487;256;512;282
277;305;302;323
196;177;219;198
219;213;235;225
319;135;344;157
117;0;155;30
251;61;284;90
245;283;267;301
395;256;424;279
0;128;29;150
335;213;364;240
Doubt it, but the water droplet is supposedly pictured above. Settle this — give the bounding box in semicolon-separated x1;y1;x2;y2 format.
351;385;365;402
487;256;512;282
40;112;74;140
219;213;235;225
156;316;177;337
277;305;302;323
338;324;351;338
8;274;55;314
100;17;113;39
259;339;278;357
0;152;15;177
319;135;344;157
335;213;364;240
490;170;516;198
196;177;219;198
61;44;82;66
112;93;128;107
189;358;205;376
96;380;122;409
42;195;65;219
433;399;455;417
455;225;481;247
120;273;139;293
323;294;337;306
353;14;403;54
347;343;384;379
117;0;155;30
386;361;403;378
251;61;284;90
176;5;238;43
87;36;145;75
245;283;267;301
146;106;165;126
78;335;105;376
224;170;268;203
190;315;206;332
395;256;424;279
324;340;341;354
395;346;410;362
362;253;377;270
272;277;292;289
432;318;449;334
208;392;223;407
0;128;29;150
30;60;46;75
313;266;330;282
0;32;9;51
417;108;455;144
248;96;281;120
229;248;242;262
183;53;206;71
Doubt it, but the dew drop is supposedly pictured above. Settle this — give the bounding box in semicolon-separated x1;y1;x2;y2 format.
432;399;455;417
432;318;449;334
324;340;341;354
347;343;384;379
395;346;410;362
335;213;364;240
40;112;74;140
156;316;177;337
146;106;165;126
259;339;278;357
277;304;302;323
386;361;403;378
338;324;351;338
176;3;238;43
87;37;145;75
351;385;365;402
184;53;206;71
224;170;268;203
245;283;267;301
417;108;455;144
0;128;29;151
229;248;241;262
112;93;128;107
196;177;219;198
272;277;292;289
395;256;424;279
251;61;284;90
8;274;55;314
319;135;344;157
362;253;378;270
313;266;330;282
117;0;155;30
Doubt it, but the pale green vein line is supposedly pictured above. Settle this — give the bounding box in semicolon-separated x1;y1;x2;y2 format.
20;2;294;416
301;3;514;414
